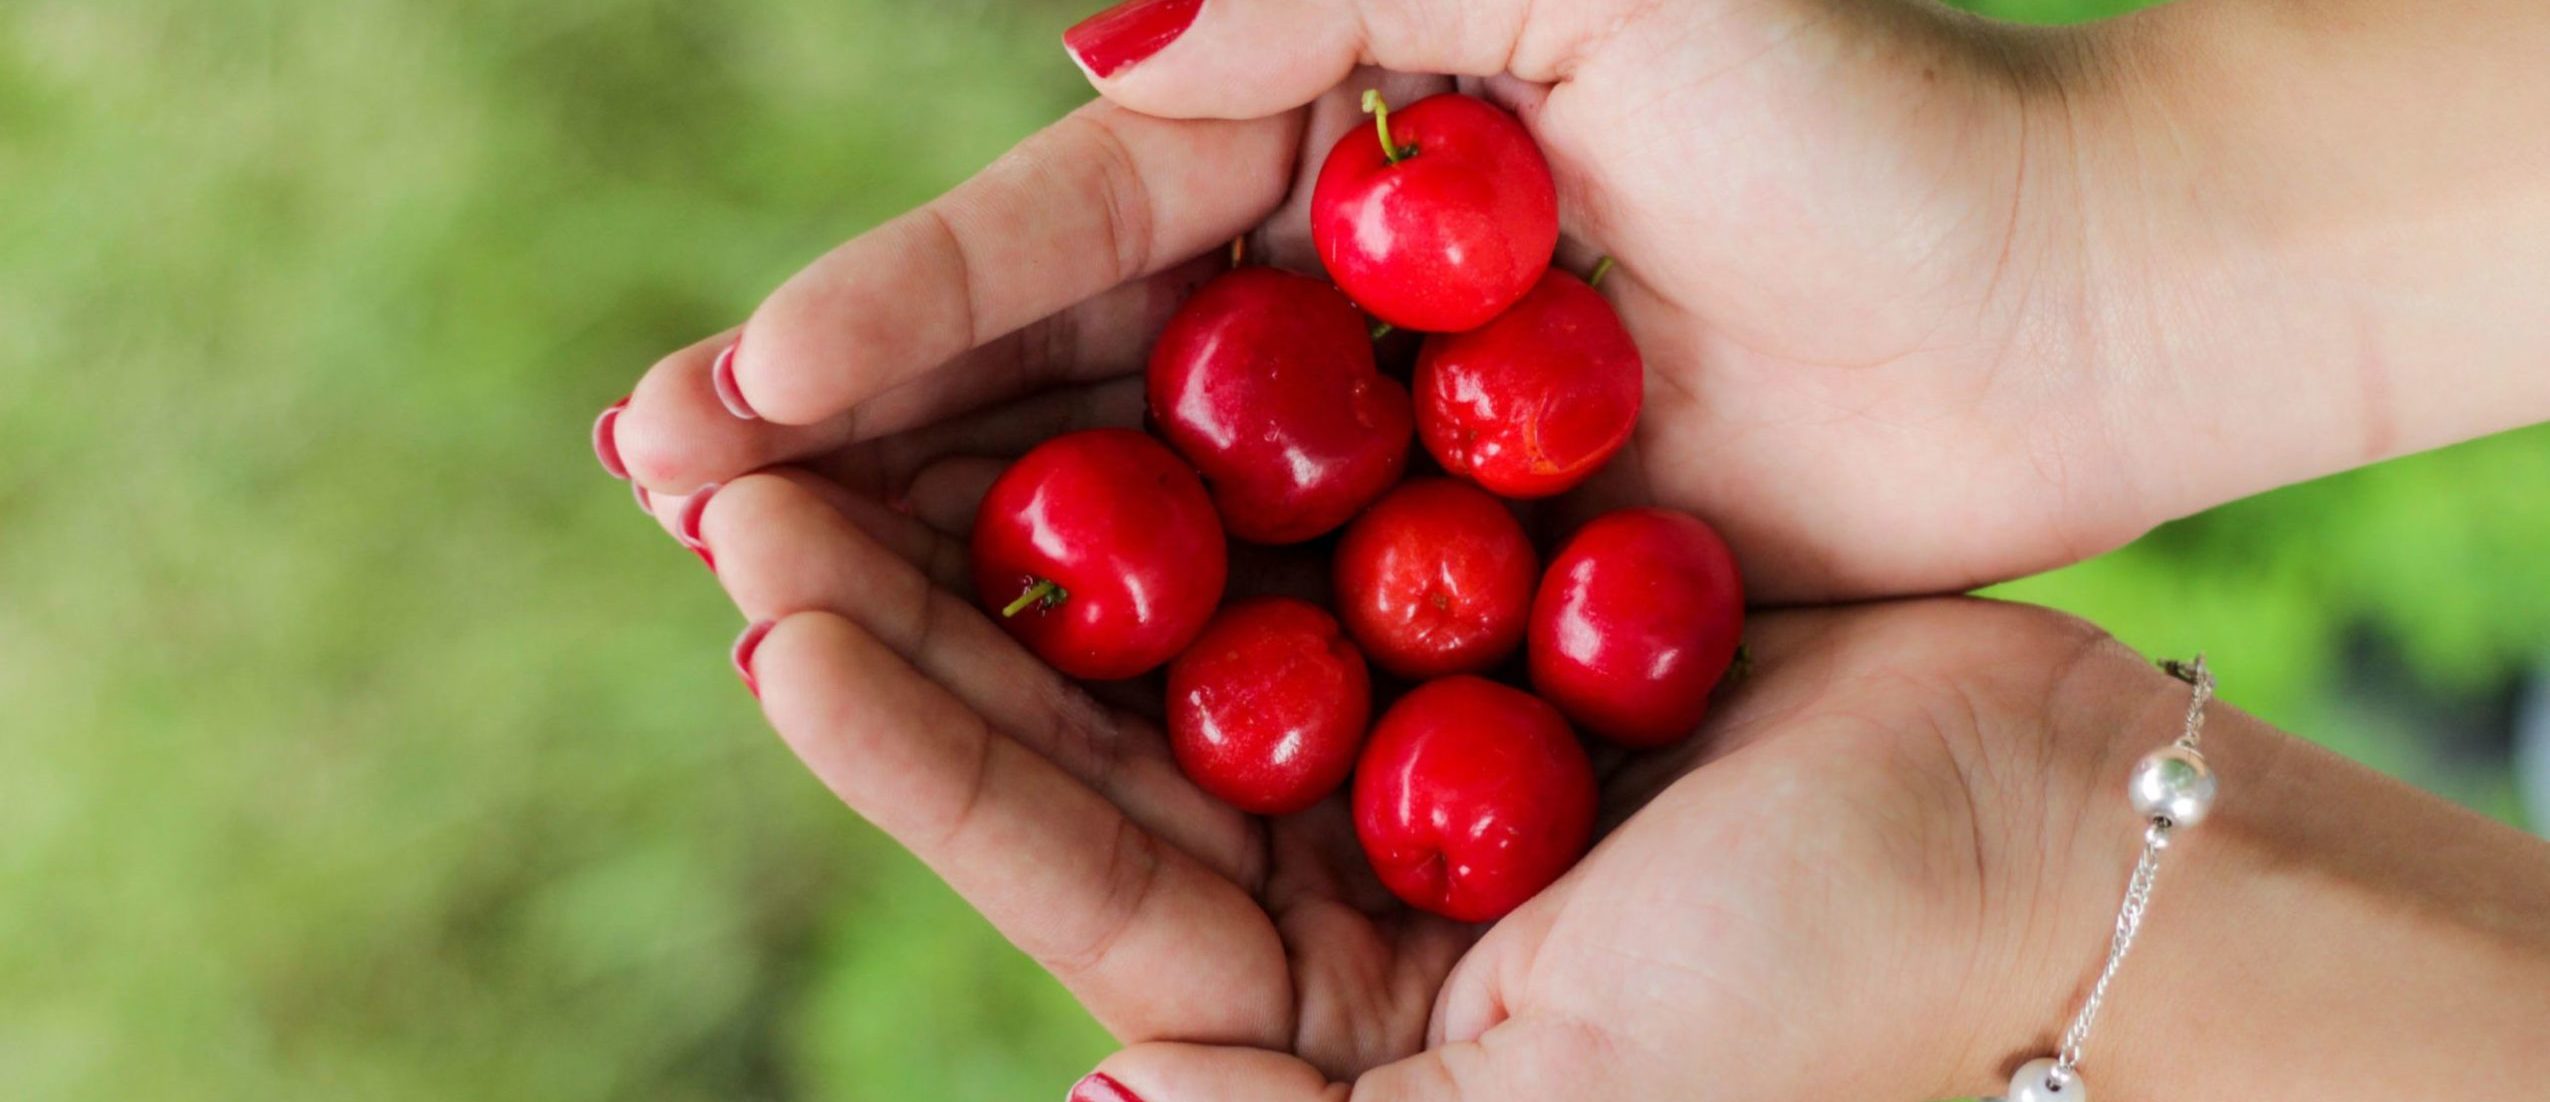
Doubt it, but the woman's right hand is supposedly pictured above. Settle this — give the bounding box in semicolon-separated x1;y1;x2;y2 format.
611;0;2550;604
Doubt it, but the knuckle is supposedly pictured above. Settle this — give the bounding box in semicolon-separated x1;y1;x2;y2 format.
1047;814;1162;977
1060;108;1157;284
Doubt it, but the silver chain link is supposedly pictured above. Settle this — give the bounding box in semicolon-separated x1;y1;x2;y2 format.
2168;656;2215;751
2052;656;2212;1076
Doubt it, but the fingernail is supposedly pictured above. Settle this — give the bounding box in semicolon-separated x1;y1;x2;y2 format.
633;482;653;514
1063;0;1201;79
593;397;631;479
679;482;721;568
731;620;775;698
1068;1072;1141;1102
711;342;760;421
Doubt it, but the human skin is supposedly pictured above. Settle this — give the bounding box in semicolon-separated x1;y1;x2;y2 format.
683;466;2550;1099
605;0;2550;603
598;0;2550;1093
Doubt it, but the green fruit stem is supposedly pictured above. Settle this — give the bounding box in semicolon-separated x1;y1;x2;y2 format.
1002;578;1065;618
1362;89;1409;165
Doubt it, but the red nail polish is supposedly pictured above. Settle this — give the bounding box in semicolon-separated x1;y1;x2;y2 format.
1068;1072;1141;1102
1063;0;1201;79
711;342;760;421
633;482;653;513
732;620;775;698
678;482;721;556
593;397;631;480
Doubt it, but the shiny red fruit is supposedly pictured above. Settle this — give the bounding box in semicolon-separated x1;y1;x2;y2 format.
1166;597;1372;816
1333;478;1536;680
1529;508;1744;747
1416;269;1644;499
1148;267;1413;544
1352;676;1597;922
1311;92;1559;333
972;429;1227;681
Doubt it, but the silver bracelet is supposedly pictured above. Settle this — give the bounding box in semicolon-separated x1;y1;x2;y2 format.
1995;656;2220;1102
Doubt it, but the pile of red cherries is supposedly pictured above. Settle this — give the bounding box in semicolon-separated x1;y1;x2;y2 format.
972;92;1744;923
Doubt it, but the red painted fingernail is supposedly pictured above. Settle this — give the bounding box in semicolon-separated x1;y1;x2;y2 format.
633;482;653;514
1063;0;1201;79
711;342;760;421
731;620;775;698
679;482;721;565
593;397;630;479
1068;1072;1141;1102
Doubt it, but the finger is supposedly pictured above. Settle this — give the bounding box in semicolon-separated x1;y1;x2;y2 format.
729;101;1300;425
812;374;1146;501
615;328;842;491
749;611;1290;1046
814;254;1208;443
643;370;1142;561
1066;0;1638;119
1072;1045;1335;1102
1081;1020;1606;1101
701;472;1263;883
1346;1019;1607;1101
900;456;1005;540
617;259;1209;493
637;463;947;579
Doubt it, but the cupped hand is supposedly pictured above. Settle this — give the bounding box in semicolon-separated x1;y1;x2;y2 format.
651;445;2550;1099
1051;596;2201;1101
595;0;2184;1084
608;0;2201;602
682;451;2187;1098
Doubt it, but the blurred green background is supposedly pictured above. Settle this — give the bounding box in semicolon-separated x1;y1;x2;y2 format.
3;0;2541;1098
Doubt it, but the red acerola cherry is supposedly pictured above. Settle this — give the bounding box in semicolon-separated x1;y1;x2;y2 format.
1529;508;1744;747
1352;676;1597;923
1148;267;1413;544
1333;478;1536;680
1311;91;1559;333
1166;597;1372;816
971;429;1227;681
1415;269;1644;499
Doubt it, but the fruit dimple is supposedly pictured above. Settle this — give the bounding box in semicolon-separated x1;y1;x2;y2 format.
1408;849;1449;902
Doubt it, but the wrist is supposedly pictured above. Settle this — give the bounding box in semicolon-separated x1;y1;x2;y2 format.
2058;0;2550;525
1994;659;2550;1097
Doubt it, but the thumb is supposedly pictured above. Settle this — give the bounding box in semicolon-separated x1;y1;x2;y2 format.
1059;0;1629;120
1071;1022;1604;1102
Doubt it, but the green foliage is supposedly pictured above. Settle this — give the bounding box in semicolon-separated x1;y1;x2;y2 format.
0;0;2533;1098
1955;0;2162;22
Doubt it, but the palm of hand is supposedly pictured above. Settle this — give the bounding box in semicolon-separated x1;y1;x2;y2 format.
1517;13;2138;601
618;6;2160;1093
688;423;2123;1091
1144;598;2123;1093
1102;15;2131;605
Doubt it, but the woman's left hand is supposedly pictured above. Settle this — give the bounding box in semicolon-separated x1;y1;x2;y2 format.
654;446;2216;1099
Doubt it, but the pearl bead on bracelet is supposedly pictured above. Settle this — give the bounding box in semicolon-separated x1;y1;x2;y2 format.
1989;656;2218;1102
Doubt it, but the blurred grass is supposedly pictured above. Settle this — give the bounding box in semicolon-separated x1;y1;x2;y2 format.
1;0;2541;1099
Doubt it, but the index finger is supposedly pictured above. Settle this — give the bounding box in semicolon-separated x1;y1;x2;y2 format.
729;100;1303;424
748;611;1294;1048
